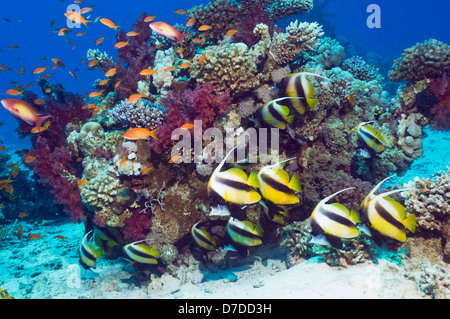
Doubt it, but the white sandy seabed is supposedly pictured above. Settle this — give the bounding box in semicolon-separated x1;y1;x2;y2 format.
0;128;449;300
0;216;446;300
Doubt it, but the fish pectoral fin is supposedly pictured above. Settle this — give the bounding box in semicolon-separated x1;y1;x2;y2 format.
349;208;362;224
288;173;302;192
403;214;416;234
285;114;295;124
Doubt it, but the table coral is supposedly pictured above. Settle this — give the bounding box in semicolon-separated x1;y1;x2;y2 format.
191;42;261;96
388;38;450;82
270;20;324;66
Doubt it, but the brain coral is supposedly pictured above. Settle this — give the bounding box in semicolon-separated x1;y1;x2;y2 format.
389;39;450;82
191;42;261;96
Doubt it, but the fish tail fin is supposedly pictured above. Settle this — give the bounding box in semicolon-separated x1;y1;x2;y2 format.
288;173;302;192
35;115;52;128
149;128;159;140
403;214;416;234
176;33;188;45
247;171;260;188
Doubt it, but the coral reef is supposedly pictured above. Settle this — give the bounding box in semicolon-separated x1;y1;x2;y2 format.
389;39;450;82
237;0;313;21
191;42;261;96
270;20;323;66
108;99;165;130
402;167;450;260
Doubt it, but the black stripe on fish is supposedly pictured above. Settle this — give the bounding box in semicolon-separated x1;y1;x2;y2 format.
268;102;287;124
375;201;405;231
80;244;96;262
127;245;154;259
216;177;254;192
359;127;377;140
321;210;356;228
260;173;295;195
294;75;306;99
227;222;261;241
193;228;214;246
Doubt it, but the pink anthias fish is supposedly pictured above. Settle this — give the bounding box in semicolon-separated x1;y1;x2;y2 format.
1;98;52;129
149;21;187;45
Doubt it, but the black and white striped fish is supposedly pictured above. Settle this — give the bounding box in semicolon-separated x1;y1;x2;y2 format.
78;230;103;270
207;147;261;206
191;220;217;251
310;187;361;243
356;121;385;153
259;97;296;130
281;72;330;115
225;217;263;248
122;240;160;265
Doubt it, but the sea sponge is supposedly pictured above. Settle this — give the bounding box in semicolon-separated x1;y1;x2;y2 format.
270;20;324;65
191;42;261;96
152;48;176;96
389;39;450;82
396;113;425;161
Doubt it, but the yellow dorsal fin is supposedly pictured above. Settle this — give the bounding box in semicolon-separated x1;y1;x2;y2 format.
241;221;264;237
376;130;385;142
273;168;290;184
225;167;248;182
330;202;350;215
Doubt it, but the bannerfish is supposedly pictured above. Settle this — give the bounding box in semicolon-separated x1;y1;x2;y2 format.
1;98;52;128
78;230;103;270
260;200;289;225
362;189;416;242
225;217;263;248
259;97;295;130
207;147;261;206
122;240;160;265
123;128;159;140
94;226;124;256
191;221;217;251
149;22;187;45
253;158;301;206
310;187;361;244
356;121;386;153
281;72;330;115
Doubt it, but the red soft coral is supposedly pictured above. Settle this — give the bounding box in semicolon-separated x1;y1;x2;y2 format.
151;83;232;154
121;209;153;243
429;74;450;131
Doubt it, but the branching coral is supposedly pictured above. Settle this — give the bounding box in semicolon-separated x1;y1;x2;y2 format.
270;20;324;66
191;42;261;96
388;38;450;82
341;56;385;84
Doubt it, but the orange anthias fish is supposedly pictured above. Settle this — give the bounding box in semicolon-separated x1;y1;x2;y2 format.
180;123;194;130
173;8;187;15
142;167;153;175
0;146;6;151
6;89;23;96
179;62;191;69
11;166;19;178
347;94;356;106
100;18;119;31
56;235;67;240
1;98;52;128
105;68;117;77
164;67;176;72
126;31;140;37
24;155;38;163
169;155;182;163
95;37;105;45
114;41;129;49
0;176;13;190
65;11;91;27
78;179;88;187
149;22;187;45
88;60;99;68
186;19;195;27
123;128;159;140
119;156;127;168
28;233;43;240
144;16;157;23
128;94;142;103
198;25;212;31
31;120;51;134
17;226;23;240
33;67;47;75
225;29;239;36
140;69;156;76
18;212;28;218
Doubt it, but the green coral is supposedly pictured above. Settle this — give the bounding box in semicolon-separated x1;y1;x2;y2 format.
191;42;261;96
0;225;9;242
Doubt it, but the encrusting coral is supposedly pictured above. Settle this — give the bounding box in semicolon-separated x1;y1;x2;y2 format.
108;99;165;130
238;0;313;21
402;167;450;260
389;39;450;82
